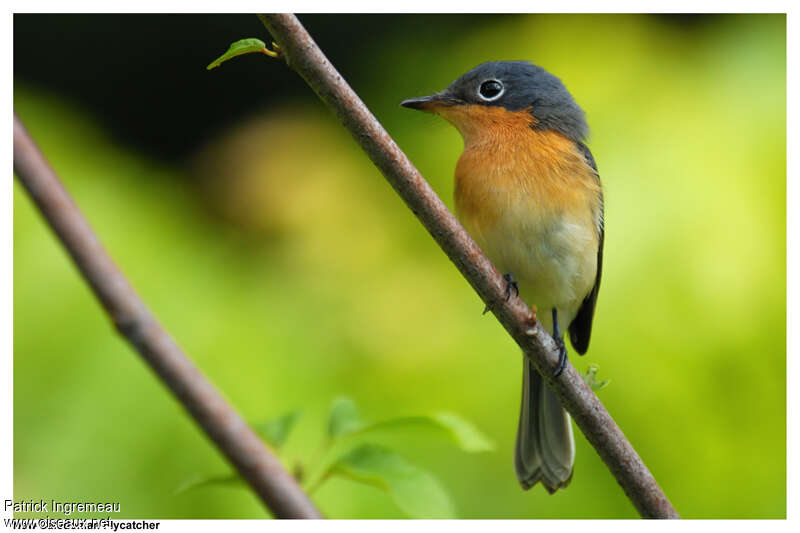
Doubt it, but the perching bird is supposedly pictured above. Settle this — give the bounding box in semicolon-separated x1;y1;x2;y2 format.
401;61;603;493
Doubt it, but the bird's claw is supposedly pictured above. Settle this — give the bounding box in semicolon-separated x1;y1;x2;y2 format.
553;337;568;377
502;273;519;301
482;273;519;315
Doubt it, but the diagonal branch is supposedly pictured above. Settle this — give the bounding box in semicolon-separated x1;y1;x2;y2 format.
258;13;679;519
13;115;322;520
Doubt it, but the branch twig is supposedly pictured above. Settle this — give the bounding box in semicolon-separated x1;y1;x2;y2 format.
13;115;322;520
258;13;679;519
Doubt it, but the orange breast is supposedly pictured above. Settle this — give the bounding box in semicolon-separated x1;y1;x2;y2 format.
448;106;601;245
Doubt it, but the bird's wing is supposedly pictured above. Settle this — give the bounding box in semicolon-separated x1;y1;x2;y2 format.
568;142;603;355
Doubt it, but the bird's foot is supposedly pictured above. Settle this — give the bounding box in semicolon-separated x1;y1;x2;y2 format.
483;273;519;314
503;273;519;301
553;337;568;377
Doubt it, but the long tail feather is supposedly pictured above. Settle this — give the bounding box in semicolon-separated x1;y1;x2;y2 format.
514;357;575;492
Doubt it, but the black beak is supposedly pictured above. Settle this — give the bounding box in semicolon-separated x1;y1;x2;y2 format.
400;93;462;111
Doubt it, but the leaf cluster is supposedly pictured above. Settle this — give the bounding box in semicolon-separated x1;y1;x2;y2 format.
178;396;492;518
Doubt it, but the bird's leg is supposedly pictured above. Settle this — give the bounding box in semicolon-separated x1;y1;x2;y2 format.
552;308;568;377
483;273;519;314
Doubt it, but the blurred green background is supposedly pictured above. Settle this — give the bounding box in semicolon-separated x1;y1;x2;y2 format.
13;14;785;518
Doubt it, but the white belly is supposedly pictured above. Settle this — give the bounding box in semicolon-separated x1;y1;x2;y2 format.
466;203;598;335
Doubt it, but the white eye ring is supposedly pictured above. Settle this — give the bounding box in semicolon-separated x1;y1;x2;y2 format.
478;79;505;101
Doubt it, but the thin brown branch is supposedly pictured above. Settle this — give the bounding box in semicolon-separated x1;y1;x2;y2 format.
258;13;679;519
13;115;322;520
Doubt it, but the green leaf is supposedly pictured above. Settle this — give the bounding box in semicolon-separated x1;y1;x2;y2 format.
351;412;494;452
206;38;269;70
174;473;242;495
253;409;303;449
582;364;611;391
426;412;494;452
328;396;365;437
332;444;456;518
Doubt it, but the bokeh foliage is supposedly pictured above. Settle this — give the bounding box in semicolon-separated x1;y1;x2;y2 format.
14;14;785;518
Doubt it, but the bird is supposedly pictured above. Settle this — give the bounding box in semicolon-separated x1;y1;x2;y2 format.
401;61;603;493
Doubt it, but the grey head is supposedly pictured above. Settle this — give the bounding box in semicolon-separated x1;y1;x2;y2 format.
402;61;589;142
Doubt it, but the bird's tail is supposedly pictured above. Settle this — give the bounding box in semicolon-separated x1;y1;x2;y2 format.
514;356;575;493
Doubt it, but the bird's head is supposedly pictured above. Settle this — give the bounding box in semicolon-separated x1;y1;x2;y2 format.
401;61;588;144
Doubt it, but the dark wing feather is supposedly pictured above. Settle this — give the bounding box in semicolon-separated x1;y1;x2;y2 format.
568;143;603;355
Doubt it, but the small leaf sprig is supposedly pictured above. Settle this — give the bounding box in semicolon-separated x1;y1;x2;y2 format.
582;364;611;392
206;38;281;70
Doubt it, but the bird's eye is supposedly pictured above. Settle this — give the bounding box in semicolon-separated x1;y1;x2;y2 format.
478;79;504;101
